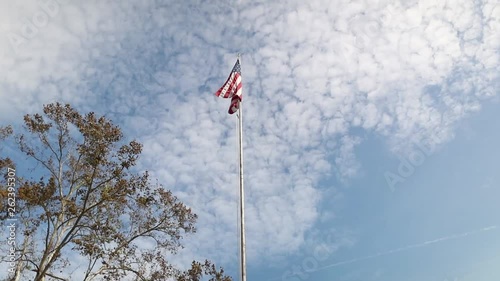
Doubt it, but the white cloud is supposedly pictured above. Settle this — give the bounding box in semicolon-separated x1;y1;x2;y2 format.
0;0;498;276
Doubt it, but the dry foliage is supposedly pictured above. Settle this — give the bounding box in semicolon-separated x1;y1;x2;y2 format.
0;103;232;281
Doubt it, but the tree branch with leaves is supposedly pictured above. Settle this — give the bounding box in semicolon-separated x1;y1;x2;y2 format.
0;103;232;281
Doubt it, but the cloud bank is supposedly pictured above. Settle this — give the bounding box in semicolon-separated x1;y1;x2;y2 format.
0;0;498;273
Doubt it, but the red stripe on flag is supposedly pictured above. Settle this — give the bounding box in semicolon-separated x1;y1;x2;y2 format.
228;95;241;114
225;73;240;98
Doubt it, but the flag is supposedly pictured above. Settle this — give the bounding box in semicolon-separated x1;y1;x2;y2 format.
215;59;242;114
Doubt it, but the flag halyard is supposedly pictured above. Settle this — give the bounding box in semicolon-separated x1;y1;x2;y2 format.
215;59;242;114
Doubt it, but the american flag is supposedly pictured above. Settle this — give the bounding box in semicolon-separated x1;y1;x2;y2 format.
215;59;242;114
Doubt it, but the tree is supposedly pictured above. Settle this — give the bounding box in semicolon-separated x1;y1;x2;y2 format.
0;103;232;281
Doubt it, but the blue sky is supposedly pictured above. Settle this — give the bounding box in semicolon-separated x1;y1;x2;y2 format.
0;0;499;280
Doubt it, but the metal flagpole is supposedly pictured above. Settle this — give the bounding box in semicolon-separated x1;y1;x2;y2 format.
237;53;247;281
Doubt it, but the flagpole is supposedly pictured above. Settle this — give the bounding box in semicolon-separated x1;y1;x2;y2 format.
237;54;247;281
